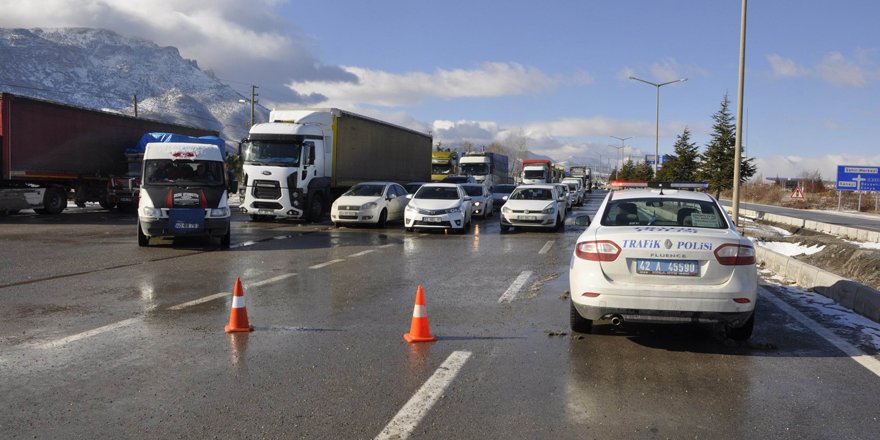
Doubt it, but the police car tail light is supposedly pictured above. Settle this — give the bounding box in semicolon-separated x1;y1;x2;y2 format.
714;244;756;265
575;240;621;261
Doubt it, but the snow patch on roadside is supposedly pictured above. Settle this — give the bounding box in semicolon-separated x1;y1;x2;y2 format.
755;241;825;256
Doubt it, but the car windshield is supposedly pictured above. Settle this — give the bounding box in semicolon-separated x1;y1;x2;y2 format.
564;182;579;190
144;159;225;186
414;186;460;200
344;184;385;197
405;183;425;194
601;197;728;228
442;176;468;183
510;188;552;200
461;185;484;196
493;184;516;194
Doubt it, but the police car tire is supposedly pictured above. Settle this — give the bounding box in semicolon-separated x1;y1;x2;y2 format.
726;312;755;341
569;299;593;334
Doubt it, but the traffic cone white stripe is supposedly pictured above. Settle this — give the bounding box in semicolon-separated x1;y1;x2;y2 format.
231;296;246;308
412;304;427;318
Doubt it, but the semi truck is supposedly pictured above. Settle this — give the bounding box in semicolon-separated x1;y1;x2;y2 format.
569;165;593;193
520;159;555;184
0;93;217;215
431;150;458;181
239;108;432;222
459;152;511;190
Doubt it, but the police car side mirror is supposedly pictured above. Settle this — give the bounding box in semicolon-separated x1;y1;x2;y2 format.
574;215;591;227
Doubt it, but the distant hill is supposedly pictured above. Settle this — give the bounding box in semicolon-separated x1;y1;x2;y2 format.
0;27;268;146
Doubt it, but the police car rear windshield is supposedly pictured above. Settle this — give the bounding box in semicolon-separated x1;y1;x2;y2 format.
600;198;728;229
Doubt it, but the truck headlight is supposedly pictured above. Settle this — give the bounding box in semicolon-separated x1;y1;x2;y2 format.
474;201;482;207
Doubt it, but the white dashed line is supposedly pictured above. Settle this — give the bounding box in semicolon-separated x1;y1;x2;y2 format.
309;259;345;269
498;271;532;303
762;289;880;378
375;351;472;440
34;318;142;349
379;243;396;248
349;250;376;258
538;240;555;255
167;273;298;310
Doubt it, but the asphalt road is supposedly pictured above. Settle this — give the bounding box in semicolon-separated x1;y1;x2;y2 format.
1;193;878;439
720;199;880;232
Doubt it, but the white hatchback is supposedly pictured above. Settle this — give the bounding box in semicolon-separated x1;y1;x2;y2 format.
330;181;409;227
404;183;472;233
568;188;758;340
499;184;564;232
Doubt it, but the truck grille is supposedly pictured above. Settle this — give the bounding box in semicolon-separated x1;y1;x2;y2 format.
253;180;281;199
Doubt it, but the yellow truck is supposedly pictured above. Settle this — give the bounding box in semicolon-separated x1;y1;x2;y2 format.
431;151;458;182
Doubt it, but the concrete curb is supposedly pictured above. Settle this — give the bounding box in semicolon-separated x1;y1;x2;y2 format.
756;246;880;323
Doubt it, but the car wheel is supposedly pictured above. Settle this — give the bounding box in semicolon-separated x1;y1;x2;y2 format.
570;299;593;334
555;215;564;232
137;223;150;247
500;223;510;233
376;209;388;228
725;312;755;341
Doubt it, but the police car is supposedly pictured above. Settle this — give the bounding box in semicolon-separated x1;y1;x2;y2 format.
568;182;757;340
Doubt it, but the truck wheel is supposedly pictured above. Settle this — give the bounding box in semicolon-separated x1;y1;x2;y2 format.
376;209;388;228
220;230;231;250
99;198;116;210
570;299;593;334
306;194;323;221
37;188;67;215
137;223;150;247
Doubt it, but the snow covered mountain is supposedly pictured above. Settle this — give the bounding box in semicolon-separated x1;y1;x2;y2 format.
0;27;268;146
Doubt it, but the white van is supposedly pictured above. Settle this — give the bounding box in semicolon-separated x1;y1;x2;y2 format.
137;142;231;248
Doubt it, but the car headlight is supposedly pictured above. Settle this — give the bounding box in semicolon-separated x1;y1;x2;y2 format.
502;205;512;214
362;202;378;210
474;201;482;207
140;206;161;218
542;203;556;214
405;204;417;212
209;207;230;217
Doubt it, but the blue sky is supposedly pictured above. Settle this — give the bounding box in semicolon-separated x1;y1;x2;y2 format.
3;0;879;180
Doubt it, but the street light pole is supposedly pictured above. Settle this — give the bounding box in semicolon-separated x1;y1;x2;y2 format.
629;76;687;175
610;136;631;170
731;0;748;227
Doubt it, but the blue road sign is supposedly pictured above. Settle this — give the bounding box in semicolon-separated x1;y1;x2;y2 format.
836;165;880;191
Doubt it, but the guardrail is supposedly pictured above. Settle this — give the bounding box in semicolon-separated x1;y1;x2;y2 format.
733;208;880;244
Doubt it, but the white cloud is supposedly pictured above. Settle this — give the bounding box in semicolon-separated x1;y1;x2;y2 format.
767;51;876;88
817;52;869;87
289;62;574;107
767;54;809;78
754;153;880;182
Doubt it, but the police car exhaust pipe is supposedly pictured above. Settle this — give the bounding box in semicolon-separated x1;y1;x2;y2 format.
610;315;623;326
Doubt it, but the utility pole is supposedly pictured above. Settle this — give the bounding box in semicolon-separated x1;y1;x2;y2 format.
132;94;138;118
250;85;259;126
731;0;748;226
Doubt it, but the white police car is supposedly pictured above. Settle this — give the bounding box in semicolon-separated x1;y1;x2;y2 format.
568;183;757;340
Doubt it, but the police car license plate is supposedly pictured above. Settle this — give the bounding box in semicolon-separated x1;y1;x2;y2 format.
423;216;442;223
636;259;699;276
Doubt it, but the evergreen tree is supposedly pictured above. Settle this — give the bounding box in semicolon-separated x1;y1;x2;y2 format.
632;161;654;181
618;159;637;180
656;127;700;182
698;94;756;198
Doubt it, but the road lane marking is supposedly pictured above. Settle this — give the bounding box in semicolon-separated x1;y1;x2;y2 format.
379;243;396;248
35;318;142;349
349;250;375;258
538;240;555;255
167;273;298;310
762;289;880;378
498;271;532;303
375;351;472;440
309;259;345;269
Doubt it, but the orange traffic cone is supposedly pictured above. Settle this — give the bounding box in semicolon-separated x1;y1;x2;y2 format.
225;277;254;333
404;285;436;343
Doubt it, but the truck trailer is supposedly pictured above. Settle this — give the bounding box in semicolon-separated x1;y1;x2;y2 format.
239;108;432;222
0;93;218;215
459;152;511;190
